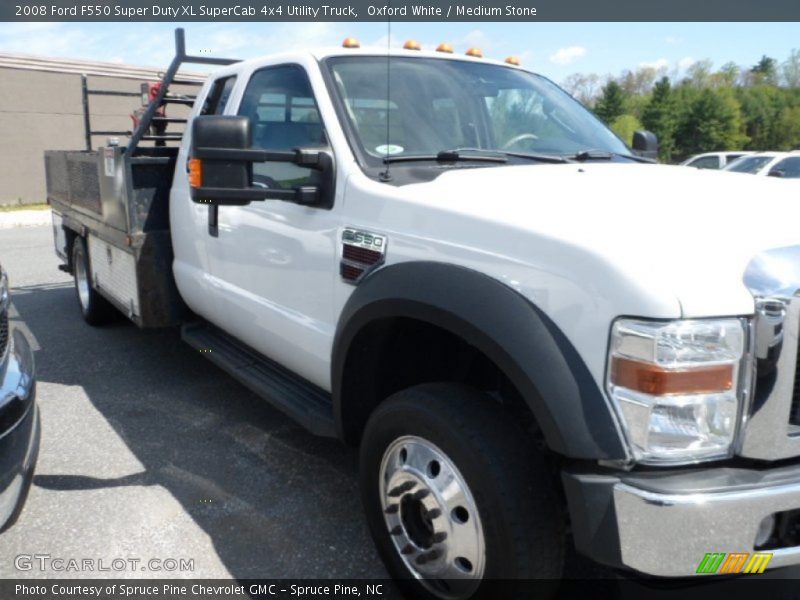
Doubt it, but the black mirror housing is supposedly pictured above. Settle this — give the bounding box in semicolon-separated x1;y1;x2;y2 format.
632;130;659;160
768;169;785;178
190;115;260;206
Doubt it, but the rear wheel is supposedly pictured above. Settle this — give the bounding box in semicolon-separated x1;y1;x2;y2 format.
71;237;115;326
359;383;564;599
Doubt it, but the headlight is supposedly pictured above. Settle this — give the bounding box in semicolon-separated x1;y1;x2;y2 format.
607;318;749;465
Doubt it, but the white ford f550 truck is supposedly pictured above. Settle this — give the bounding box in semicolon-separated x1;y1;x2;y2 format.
46;29;800;596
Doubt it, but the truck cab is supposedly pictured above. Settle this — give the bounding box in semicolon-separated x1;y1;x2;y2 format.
48;30;800;597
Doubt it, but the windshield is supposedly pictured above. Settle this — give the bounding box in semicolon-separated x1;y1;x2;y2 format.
325;56;629;166
725;155;774;174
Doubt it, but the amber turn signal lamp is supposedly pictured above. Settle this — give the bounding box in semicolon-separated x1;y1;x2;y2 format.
342;37;361;48
610;357;733;396
188;158;203;188
505;56;521;66
403;40;422;50
436;43;454;53
465;47;483;58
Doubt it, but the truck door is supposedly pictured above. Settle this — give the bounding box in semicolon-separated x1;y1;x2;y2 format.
171;74;238;321
204;64;338;390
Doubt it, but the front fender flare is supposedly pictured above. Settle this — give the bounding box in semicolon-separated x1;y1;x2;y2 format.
331;262;627;460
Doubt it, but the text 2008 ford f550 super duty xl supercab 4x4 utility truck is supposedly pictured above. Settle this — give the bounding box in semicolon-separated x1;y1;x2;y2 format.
46;28;800;597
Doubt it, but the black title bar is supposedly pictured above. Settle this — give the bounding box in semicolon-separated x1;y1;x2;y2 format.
5;0;800;22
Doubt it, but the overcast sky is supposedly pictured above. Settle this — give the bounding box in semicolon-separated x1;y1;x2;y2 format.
0;22;797;83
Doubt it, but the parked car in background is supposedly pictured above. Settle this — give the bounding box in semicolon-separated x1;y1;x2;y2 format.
680;151;753;169
724;151;800;179
0;262;38;533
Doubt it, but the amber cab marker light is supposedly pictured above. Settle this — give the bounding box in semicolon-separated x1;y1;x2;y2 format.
436;43;454;53
505;56;521;66
465;47;483;58
342;37;360;48
403;40;422;50
610;356;734;396
188;158;203;188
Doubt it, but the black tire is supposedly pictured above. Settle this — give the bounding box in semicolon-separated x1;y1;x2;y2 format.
360;383;564;600
71;237;116;326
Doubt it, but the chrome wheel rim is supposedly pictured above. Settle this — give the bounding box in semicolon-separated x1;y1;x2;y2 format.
75;251;90;312
379;435;485;599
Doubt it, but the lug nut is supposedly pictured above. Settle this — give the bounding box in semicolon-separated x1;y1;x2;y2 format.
389;481;416;497
432;532;447;543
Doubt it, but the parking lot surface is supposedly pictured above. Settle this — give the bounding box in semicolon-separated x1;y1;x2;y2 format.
0;224;386;579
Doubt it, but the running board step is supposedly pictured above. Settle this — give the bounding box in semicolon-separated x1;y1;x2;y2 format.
182;321;336;437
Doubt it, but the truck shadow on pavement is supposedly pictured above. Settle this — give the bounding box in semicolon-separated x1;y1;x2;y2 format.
11;282;389;580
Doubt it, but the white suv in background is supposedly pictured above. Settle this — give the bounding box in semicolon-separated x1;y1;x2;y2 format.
680;151;753;169
724;151;800;179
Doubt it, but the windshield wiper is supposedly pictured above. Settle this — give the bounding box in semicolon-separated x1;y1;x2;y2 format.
572;149;655;163
383;150;507;164
441;147;571;164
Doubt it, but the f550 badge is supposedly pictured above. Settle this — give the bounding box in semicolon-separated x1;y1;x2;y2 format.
342;229;386;252
341;228;387;284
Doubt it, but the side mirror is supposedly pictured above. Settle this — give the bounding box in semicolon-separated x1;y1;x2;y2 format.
190;116;260;206
768;169;785;178
190;115;334;208
632;130;658;160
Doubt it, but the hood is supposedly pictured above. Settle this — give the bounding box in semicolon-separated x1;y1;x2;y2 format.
398;162;800;317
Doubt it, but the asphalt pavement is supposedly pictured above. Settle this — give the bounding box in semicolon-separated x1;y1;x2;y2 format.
0;224;386;580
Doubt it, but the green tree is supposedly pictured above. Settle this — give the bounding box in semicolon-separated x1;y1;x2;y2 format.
642;77;678;161
611;114;644;146
783;49;800;87
714;62;741;87
750;55;779;85
675;88;748;156
594;80;627;124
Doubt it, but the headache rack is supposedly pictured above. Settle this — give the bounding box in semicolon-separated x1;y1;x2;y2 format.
45;29;239;328
80;28;238;152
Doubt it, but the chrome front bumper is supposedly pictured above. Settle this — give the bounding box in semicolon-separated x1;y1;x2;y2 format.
564;465;800;577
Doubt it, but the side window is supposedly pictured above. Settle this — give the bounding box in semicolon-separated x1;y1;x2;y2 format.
201;76;237;115
771;157;800;178
238;65;327;190
689;156;720;170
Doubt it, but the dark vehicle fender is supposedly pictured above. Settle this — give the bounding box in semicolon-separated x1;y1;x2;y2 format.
331;262;627;460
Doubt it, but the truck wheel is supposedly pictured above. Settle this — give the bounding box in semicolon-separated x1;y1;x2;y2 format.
359;383;564;599
71;237;115;326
